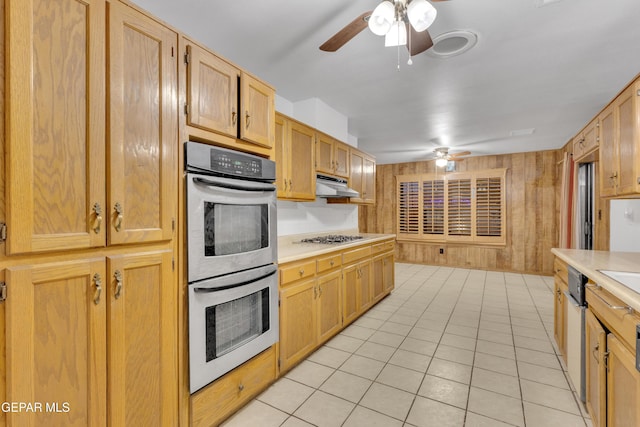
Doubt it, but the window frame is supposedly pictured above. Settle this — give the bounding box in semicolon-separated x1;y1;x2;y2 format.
396;169;507;246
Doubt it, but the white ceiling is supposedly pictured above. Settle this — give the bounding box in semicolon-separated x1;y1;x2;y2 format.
132;0;640;164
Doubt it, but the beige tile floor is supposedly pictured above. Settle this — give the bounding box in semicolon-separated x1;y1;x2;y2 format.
222;263;592;427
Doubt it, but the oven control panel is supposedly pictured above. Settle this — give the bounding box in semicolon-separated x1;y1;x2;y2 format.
185;141;276;182
211;151;262;178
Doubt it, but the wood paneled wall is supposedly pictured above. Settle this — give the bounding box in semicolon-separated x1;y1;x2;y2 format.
359;150;561;275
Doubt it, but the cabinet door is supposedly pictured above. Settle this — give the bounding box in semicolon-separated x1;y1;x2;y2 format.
607;334;640;427
359;260;372;312
383;253;395;294
185;43;238;138
317;271;342;344
599;103;617;197
362;156;376;204
6;259;107;427
107;250;177;426
553;279;565;355
289;122;316;200
6;0;106;254
585;309;606;427
616;83;640;195
316;133;335;174
240;72;274;148
108;2;177;245
279;279;317;372
334;142;350;178
350;151;364;200
275;114;289;198
342;265;359;326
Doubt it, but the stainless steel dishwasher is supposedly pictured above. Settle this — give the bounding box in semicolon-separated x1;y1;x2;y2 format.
566;265;588;402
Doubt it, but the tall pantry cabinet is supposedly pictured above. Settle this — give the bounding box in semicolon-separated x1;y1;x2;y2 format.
2;0;178;426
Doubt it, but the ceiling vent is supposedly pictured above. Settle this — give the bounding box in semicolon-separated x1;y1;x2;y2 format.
426;30;477;58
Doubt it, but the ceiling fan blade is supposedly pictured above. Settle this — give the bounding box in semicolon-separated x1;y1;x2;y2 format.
320;11;372;52
406;27;433;56
449;151;471;158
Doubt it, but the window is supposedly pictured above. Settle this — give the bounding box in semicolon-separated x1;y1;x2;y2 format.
396;169;506;245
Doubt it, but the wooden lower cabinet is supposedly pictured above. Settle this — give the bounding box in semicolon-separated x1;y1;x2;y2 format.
585;307;607;427
607;334;640;427
279;238;395;375
4;250;176;427
553;257;568;361
191;346;276;427
279;278;318;372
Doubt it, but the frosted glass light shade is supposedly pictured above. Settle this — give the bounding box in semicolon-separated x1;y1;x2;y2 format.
384;21;407;46
368;1;395;36
436;157;448;167
407;0;437;32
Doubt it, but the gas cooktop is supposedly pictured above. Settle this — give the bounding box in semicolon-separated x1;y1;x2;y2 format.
298;235;364;244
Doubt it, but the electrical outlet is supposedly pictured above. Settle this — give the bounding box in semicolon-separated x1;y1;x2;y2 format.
439;248;444;255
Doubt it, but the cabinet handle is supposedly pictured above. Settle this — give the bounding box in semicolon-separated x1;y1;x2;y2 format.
330;260;334;267
114;202;123;232
93;273;102;305
114;270;123;299
314;285;317;299
232;109;237;126
93;202;103;234
592;343;600;363
299;268;305;276
318;285;322;297
289;179;292;191
245;111;251;129
238;383;244;392
586;284;633;314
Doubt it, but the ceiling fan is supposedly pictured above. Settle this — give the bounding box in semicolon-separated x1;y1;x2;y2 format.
320;0;449;56
432;147;470;166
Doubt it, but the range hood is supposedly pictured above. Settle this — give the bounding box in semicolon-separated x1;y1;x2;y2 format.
316;174;360;198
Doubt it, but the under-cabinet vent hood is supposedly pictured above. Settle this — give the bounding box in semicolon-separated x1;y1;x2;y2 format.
316;174;359;198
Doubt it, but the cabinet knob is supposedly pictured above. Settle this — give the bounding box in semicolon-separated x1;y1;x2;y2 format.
238;383;244;392
245;111;251;129
114;270;123;299
299;268;304;276
330;260;334;267
231;109;237;126
114;202;123;232
93;273;102;305
93;202;103;234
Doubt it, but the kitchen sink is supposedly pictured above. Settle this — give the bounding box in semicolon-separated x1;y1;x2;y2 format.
598;270;640;295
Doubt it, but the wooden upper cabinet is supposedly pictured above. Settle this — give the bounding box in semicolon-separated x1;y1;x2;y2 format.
334;142;350;178
185;44;239;138
240;72;275;148
108;1;177;245
6;258;107;427
182;41;275;157
107;250;177;426
573;118;599;163
315;133;350;178
599;79;640;197
275;113;315;201
5;0;106;254
349;149;376;204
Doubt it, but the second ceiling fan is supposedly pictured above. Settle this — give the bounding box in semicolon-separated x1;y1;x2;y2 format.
320;0;448;56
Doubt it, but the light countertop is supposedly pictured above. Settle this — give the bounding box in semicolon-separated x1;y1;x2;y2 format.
551;248;640;312
278;230;396;264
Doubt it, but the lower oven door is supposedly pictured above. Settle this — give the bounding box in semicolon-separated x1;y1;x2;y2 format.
188;264;279;393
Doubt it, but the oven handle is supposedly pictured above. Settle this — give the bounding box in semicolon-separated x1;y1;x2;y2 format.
192;264;278;293
192;176;276;193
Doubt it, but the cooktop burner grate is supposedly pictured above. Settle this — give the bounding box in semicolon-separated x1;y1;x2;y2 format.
298;235;364;244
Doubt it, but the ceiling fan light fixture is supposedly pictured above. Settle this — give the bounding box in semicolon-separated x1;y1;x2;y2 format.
407;0;437;32
368;1;395;36
436;157;448;167
385;20;407;46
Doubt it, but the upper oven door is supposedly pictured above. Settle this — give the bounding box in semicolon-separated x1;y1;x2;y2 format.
187;172;277;283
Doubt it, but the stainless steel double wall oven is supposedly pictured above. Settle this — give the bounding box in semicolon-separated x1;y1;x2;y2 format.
185;141;278;393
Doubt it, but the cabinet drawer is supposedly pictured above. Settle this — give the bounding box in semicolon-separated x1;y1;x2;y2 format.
280;260;316;285
372;241;394;256
317;254;342;273
342;246;372;265
586;285;640;353
191;346;276;427
554;257;569;285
